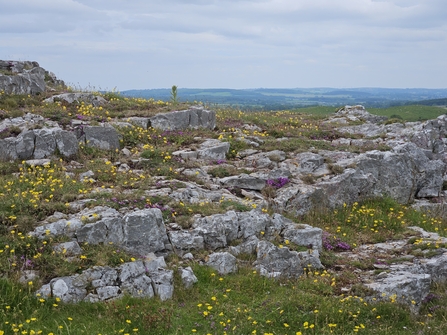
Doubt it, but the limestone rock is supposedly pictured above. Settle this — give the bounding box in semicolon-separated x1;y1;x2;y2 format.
168;230;204;252
335;105;388;124
54;129;79;158
150;268;174;301
0;63;46;94
33;128;57;159
282;224;323;250
0;137;18;161
295;152;325;174
255;241;323;278
0;125;78;161
228;236;260;256
169;185;237;204
365;271;431;311
172;139;230;161
30;218;83;239
242;150;286;169
149;106;215;130
194;211;239;250
220;174;266;191
421;253;447;283
179;267;198;288
44;93;107;107
96;286;121;300
76;213;124;245
122;208;169;256
127;117;150;129
53;241;82;256
119;261;154;298
35;260;170;303
79;126;120;151
197;139;230;160
237;210;270;239
49;276;87;303
206;252;238;275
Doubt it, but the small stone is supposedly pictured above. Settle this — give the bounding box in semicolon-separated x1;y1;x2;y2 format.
182;253;194;260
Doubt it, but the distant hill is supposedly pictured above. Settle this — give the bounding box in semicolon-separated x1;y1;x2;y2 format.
121;88;447;110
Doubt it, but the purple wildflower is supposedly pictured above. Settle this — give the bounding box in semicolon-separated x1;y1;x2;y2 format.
266;177;289;189
322;231;351;251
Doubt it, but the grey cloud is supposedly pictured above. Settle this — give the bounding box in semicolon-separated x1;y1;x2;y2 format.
2;0;94;15
1;0;446;89
0;0;113;34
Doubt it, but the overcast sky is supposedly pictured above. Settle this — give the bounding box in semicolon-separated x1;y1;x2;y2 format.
1;0;446;90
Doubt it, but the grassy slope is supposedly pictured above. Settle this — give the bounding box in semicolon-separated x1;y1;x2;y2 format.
1;93;447;334
368;105;447;122
292;105;447;122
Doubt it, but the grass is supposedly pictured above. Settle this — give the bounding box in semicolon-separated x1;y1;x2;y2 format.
299;197;447;247
290;104;447;123
368;105;447;122
1;91;447;334
1;266;446;334
292;106;340;117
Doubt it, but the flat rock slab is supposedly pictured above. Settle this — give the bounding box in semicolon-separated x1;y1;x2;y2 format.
149;107;215;131
173;139;230;161
365;271;431;311
220;174;266;191
44;93;107;107
80;126;120;150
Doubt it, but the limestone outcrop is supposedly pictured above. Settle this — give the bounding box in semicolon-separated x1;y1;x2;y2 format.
0;125;78;161
44;93;107;107
149;106;216;130
4;74;447;314
36;255;173;303
0;60;65;94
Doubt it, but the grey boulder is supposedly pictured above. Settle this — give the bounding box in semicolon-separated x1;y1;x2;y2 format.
179;267;198;288
206;252;238;275
255;241;323;278
122;208;169;256
150;268;174;301
79;126;120;151
149;106;215;131
220;174;266;191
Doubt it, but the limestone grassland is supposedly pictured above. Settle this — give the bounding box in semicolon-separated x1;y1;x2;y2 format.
2;86;447;335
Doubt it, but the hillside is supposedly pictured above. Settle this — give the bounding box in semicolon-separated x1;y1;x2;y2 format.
1;63;447;334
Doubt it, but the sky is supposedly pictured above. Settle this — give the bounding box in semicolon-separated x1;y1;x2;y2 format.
1;0;446;90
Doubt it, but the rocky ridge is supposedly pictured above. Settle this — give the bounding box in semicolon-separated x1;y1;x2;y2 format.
0;60;65;94
2;88;447;312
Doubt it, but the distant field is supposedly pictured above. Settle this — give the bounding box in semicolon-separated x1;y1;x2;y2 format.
368;105;447;122
292;105;447;122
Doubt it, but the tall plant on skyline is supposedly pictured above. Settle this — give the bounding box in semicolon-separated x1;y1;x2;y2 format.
170;85;179;106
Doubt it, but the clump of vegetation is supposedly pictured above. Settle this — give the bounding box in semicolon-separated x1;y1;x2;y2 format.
328;163;344;175
383;117;405;125
301;174;316;184
0;125;21;139
208;165;232;178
